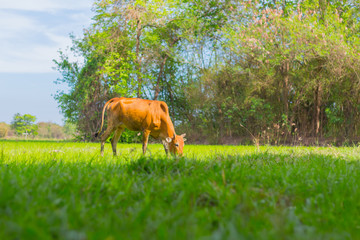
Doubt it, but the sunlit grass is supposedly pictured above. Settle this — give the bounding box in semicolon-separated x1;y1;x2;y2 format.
1;141;360;239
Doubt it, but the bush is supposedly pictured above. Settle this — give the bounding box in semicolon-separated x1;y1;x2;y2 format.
0;122;10;138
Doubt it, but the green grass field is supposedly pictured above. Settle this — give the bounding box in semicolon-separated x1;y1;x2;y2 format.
1;141;360;239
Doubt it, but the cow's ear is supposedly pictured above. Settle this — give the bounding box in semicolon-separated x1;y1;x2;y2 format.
180;133;186;138
166;137;172;143
183;138;187;142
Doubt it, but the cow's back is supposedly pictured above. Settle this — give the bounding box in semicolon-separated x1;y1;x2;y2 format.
112;98;169;132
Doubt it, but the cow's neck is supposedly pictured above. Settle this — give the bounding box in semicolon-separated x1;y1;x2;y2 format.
162;117;176;139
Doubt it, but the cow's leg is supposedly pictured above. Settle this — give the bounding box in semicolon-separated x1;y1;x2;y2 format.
162;140;169;155
142;130;151;155
111;127;124;156
100;126;115;156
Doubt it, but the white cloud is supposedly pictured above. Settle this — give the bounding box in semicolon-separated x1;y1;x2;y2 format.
0;0;94;11
0;12;37;39
0;0;93;73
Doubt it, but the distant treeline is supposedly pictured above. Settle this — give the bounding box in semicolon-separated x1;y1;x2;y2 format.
0;122;76;140
54;0;360;145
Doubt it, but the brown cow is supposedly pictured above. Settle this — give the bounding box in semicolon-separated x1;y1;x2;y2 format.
95;97;186;156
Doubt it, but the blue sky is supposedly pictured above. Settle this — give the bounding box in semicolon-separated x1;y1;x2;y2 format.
0;0;94;125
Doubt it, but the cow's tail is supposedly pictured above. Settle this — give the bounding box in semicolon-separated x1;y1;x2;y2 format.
94;99;114;138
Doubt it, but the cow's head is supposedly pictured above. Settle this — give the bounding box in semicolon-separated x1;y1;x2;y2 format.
166;133;186;156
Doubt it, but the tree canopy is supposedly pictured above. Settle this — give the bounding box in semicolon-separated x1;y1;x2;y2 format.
54;0;360;144
11;113;38;137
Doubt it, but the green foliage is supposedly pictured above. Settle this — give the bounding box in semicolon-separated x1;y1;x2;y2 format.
98;51;138;97
54;0;360;144
119;129;142;143
36;122;76;140
10;113;38;137
63;122;77;137
1;121;75;140
1;141;360;238
219;0;360;140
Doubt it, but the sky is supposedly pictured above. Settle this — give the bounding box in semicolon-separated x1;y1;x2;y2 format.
0;0;94;125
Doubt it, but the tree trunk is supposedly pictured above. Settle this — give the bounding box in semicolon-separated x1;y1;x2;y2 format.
283;74;289;116
314;81;322;136
154;55;169;100
281;60;290;118
154;36;179;100
135;19;142;98
319;0;327;22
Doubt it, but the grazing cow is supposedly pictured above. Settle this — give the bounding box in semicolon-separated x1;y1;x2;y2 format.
95;97;186;156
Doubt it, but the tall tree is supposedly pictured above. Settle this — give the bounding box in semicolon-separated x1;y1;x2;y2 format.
54;0;360;144
11;113;38;137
